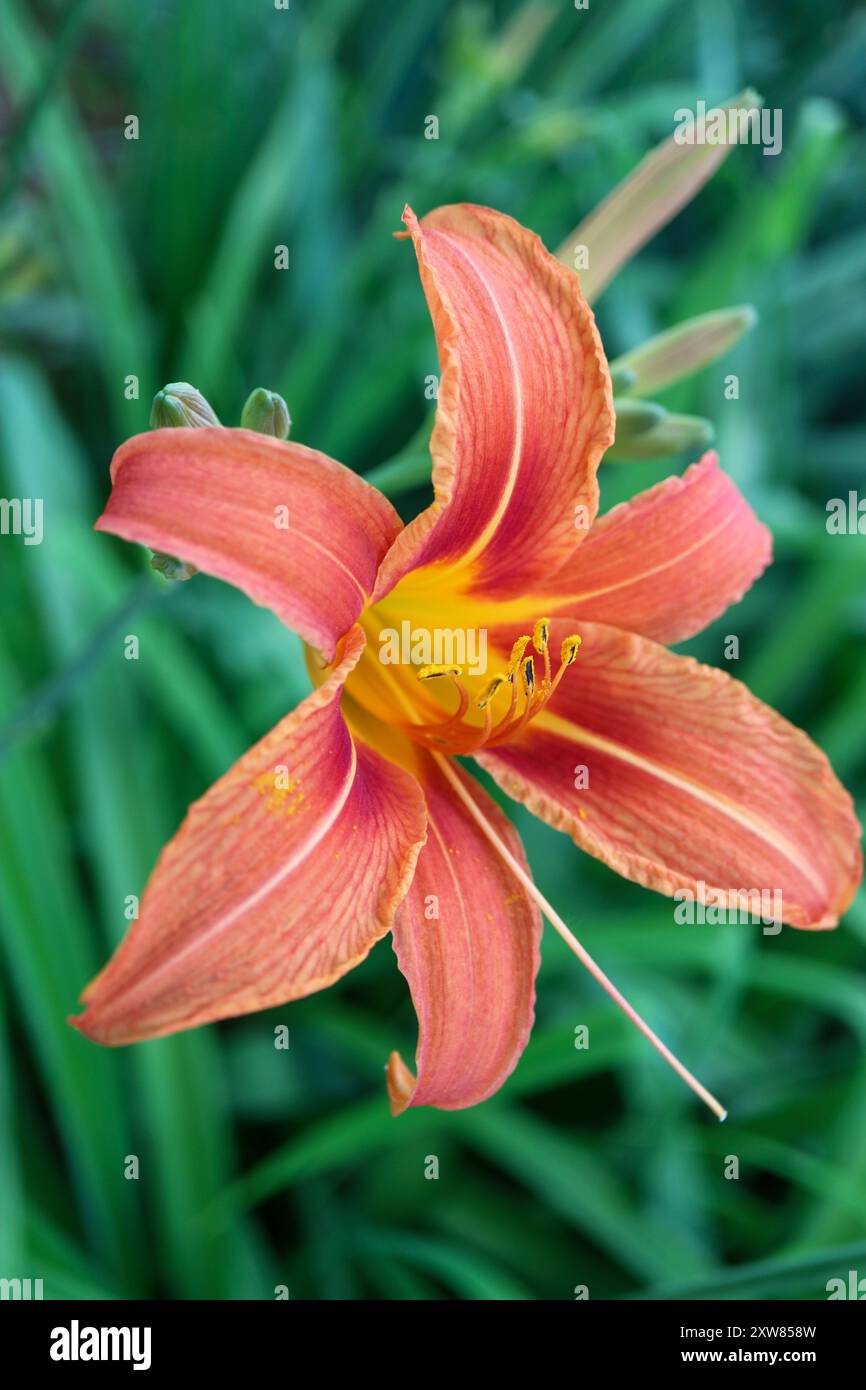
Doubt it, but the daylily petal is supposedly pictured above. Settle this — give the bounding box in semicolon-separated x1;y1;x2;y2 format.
96;427;402;660
71;627;426;1044
538;453;772;645
372;203;614;603
478;621;862;930
387;752;541;1111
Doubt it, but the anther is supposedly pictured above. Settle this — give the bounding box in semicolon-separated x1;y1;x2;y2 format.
477;675;508;710
547;631;582;701
533;617;552;685
532;618;550;653
507;636;529;676
560;634;581;667
417;664;469;733
417;664;463;681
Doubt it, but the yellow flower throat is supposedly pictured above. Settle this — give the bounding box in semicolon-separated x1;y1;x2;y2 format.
332;565;581;759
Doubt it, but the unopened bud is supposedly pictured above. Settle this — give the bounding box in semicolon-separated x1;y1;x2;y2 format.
606;410;714;462
150;382;219;430
241;387;291;439
150;552;197;582
609;305;757;398
149;382;218;579
609;363;637;395
612;399;667;442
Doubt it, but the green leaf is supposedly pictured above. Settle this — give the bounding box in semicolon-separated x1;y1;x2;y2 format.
0;0;153;431
461;1107;709;1283
631;1240;866;1301
356;1229;533;1300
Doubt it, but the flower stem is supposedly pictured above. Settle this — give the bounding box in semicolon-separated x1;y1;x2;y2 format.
434;754;727;1122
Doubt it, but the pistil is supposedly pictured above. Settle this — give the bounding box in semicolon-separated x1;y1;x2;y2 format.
433;752;728;1124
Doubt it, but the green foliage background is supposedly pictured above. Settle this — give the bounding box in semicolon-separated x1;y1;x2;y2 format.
1;0;864;1301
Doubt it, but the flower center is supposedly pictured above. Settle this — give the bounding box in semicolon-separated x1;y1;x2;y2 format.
343;569;581;756
406;619;581;755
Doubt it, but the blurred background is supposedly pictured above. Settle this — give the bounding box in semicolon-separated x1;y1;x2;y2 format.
1;0;865;1301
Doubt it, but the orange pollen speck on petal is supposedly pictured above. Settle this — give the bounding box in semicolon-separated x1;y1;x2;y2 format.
252;768;305;819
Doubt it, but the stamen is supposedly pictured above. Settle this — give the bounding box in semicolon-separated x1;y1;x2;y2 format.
560;634;581;666
533;617;552;686
418;664;463;681
432;752;727;1123
502;657;537;742
477;674;508;747
416;664;468;735
405;621;583;756
507;635;530;676
477;675;508;711
532;618;550;653
547;633;582;701
503;668;520;723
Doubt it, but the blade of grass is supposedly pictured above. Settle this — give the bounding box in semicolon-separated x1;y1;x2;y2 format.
0;0;93;207
630;1239;866;1300
0;0;154;430
0;356;241;1297
356;1228;532;1300
461;1106;709;1282
0;985;25;1275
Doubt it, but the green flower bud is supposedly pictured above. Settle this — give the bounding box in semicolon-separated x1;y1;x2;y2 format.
606;411;714;462
609;363;638;395
150;552;197;582
241;387;291;439
611;398;667;442
149;382;217;579
150;382;220;430
610;306;757;398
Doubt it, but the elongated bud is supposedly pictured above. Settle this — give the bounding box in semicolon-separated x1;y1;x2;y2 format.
149;382;218;580
612;399;667;442
609;363;638;394
151;553;197;582
241;387;291;439
555;86;763;302
610;305;757;397
150;382;220;430
606;411;714;462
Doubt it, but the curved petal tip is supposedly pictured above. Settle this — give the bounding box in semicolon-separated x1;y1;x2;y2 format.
386;1050;416;1115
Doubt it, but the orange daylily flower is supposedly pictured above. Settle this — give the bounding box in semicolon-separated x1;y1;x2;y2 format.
72;203;862;1119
